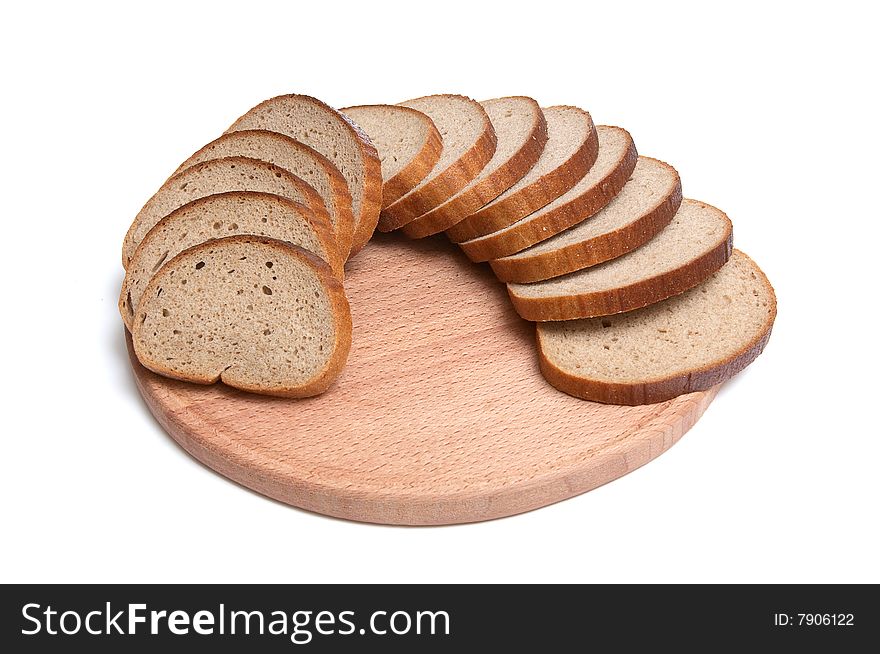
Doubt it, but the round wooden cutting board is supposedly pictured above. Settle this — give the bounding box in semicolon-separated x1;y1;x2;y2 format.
128;232;719;525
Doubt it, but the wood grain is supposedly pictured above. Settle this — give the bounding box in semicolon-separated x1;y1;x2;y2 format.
128;231;718;525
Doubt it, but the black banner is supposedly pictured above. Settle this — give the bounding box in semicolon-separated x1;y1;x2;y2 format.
1;584;876;651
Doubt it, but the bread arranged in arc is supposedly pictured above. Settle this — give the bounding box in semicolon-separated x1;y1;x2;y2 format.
446;106;599;243
226;94;382;257
459;126;638;262
377;95;497;232
122;156;330;268
132;236;352;398
491;157;682;283
341;105;443;209
120;90;774;405
174;130;356;259
536;250;776;405
120;191;342;330
507;198;733;321
400;96;548;238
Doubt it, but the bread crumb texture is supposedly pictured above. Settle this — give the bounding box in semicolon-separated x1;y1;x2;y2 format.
538;250;776;383
134;237;349;396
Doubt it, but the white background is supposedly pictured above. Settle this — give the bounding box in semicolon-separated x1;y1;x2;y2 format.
1;1;877;583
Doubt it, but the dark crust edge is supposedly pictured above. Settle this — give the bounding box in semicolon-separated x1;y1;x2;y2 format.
535;250;777;405
400;97;549;239
123;155;332;268
132;235;352;399
173;129;356;260
119;191;343;330
446;106;599;243
224;94;382;259
376;94;498;232
342;105;444;209
507;200;734;320
460;126;638;262
490;157;682;283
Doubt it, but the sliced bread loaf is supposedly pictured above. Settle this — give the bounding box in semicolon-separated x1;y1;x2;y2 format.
491;157;682;283
507;198;733;321
122;156;330;268
536;250;776;405
132;236;352;398
120;191;342;330
446;106;598;243
226;94;382;257
400;97;548;238
459;126;638;262
377;95;497;231
174;130;355;259
341;104;443;208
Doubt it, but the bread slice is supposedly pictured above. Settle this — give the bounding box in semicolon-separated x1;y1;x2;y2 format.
459;126;638;262
377;95;497;232
508;199;733;321
400;97;548;238
132;236;352;398
122;156;330;268
120;191;342;330
226;94;382;257
491;157;682;283
341;104;443;208
536;250;776;405
174;130;355;259
446;106;598;243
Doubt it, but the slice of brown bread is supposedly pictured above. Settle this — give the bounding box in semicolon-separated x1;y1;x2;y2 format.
341;104;443;208
400;97;548;238
120;191;342;331
491;157;682;283
536;250;776;405
132;236;352;398
459;126;638;262
446;106;598;243
122;156;330;268
174;130;355;259
377;95;497;232
507;198;733;321
226;94;382;257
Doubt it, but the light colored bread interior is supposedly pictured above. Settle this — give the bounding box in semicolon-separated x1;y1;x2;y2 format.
225;94;380;255
537;250;775;382
395;95;489;195
477;106;591;210
459;97;540;189
509;199;730;298
133;237;350;397
505;156;679;258
120;192;340;329
342;105;432;182
174;130;354;257
123;156;324;266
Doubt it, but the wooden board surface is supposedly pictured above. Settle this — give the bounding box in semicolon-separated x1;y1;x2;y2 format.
128;231;719;525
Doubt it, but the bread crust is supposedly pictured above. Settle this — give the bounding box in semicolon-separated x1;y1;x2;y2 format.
446;106;599;243
491;158;682;283
343;105;444;209
338;107;383;257
174;130;356;259
400;97;548;238
536;250;776;405
459;127;638;263
132;236;352;398
508;207;734;321
119;191;343;331
225;94;382;259
122;156;332;268
377;94;497;232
